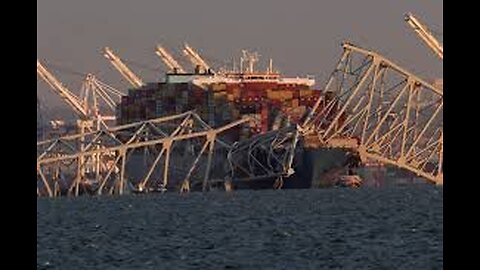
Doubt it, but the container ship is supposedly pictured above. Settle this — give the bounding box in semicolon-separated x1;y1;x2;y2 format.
117;49;320;134
116;47;360;190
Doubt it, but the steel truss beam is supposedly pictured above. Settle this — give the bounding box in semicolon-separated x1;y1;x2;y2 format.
37;111;250;197
303;42;443;185
227;126;300;189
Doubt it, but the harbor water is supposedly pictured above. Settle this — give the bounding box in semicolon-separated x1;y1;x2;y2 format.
37;185;443;269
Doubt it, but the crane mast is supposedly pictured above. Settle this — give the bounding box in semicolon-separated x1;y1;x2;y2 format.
103;47;145;88
405;13;443;60
38;62;117;194
37;60;89;119
155;45;186;73
183;43;211;72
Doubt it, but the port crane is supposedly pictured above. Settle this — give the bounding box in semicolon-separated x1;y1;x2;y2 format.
37;60;94;129
103;47;145;88
37;61;100;196
405;13;443;60
183;43;212;73
37;60;125;196
405;12;443;93
155;45;186;73
37;60;124;130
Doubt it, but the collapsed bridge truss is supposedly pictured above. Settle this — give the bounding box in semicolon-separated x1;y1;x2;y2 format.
303;43;443;185
37;42;443;197
37;111;250;197
227;126;300;189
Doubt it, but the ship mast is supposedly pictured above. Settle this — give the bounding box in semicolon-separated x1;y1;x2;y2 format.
241;50;259;73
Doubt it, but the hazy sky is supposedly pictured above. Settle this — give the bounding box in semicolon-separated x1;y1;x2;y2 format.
37;0;442;117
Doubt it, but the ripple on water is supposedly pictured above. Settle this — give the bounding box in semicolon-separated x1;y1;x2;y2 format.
37;186;443;269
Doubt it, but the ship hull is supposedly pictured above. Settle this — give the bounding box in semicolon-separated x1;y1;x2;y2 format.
229;147;356;190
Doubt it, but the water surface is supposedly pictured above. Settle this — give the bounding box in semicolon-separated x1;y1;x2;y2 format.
37;186;443;269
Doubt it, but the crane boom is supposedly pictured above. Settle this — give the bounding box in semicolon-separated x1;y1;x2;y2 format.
405;13;443;60
155;45;186;73
103;47;144;88
183;43;211;72
37;60;89;119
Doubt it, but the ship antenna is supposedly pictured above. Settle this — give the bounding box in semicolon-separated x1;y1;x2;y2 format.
240;50;246;73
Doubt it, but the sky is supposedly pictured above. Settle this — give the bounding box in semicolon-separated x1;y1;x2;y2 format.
37;0;442;119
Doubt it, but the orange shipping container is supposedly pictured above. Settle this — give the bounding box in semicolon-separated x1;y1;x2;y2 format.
267;90;292;100
300;90;314;97
232;88;240;97
212;83;227;92
292;99;299;107
214;92;226;99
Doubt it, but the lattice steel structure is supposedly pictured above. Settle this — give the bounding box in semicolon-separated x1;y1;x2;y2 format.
227;126;299;189
37;60;124;137
37;111;250;197
303;43;443;185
